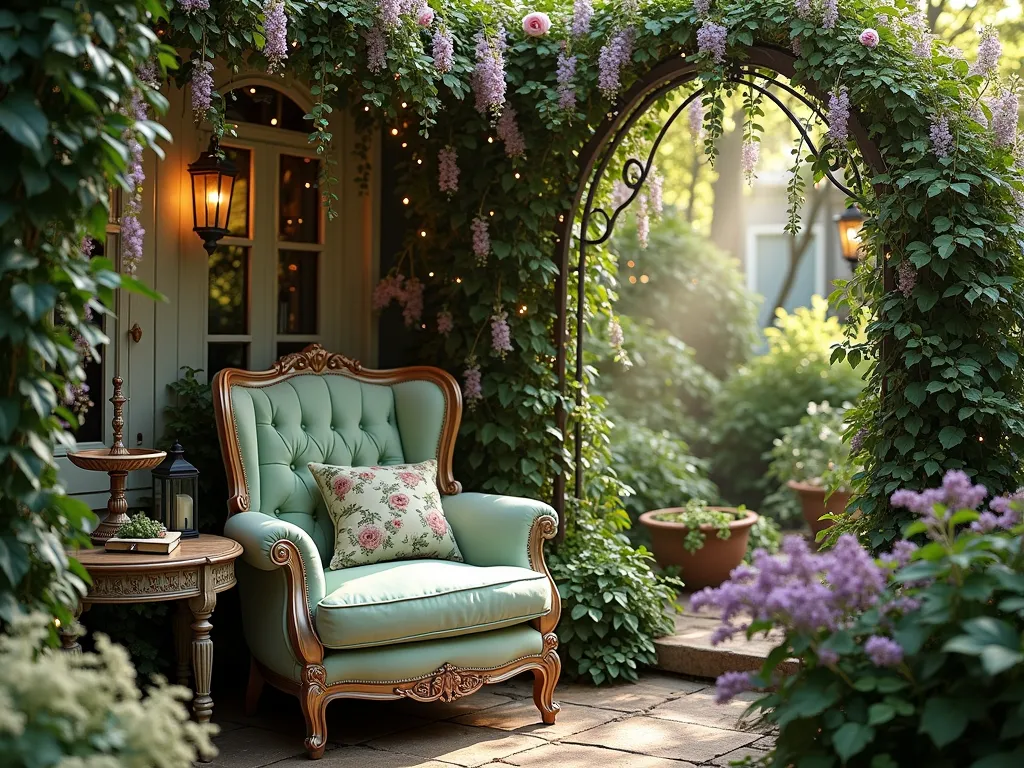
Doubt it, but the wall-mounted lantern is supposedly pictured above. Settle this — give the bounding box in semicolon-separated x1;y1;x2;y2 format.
834;205;866;269
188;138;237;255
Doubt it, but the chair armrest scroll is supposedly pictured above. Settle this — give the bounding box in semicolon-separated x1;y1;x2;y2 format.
224;512;325;666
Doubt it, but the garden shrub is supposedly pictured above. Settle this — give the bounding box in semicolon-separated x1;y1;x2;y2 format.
695;470;1024;768
613;213;761;380
709;297;865;511
0;612;216;765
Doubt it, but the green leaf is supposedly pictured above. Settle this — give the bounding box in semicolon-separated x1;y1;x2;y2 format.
868;703;895;725
0;93;48;151
832;722;874;762
10;283;58;321
938;426;966;450
920;697;968;748
0;397;18;441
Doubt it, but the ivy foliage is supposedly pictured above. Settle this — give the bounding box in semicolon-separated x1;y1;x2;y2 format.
0;0;171;624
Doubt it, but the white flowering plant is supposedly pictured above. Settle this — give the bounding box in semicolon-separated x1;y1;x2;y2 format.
768;401;862;493
0;613;216;767
695;471;1024;767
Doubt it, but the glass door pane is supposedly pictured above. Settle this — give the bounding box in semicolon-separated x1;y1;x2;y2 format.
208;245;250;335
277;250;318;334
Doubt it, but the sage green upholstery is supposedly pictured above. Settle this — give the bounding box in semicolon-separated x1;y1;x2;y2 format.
316;560;551;649
219;367;558;690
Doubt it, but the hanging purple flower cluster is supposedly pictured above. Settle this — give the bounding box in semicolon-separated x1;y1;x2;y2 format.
437;310;454;336
991;88;1019;150
191;59;214;121
693;0;711;16
491;310;512;357
378;0;401;28
471;216;490;264
263;0;288;73
794;0;811;20
432;26;454;73
821;0;838;30
688;97;704;139
571;0;592;38
365;24;387;73
438;146;459;195
597;28;634;98
556;51;577;111
970;27;1001;77
496;108;525;158
929;116;954;158
636;192;650;249
896;259;916;297
825;86;850;148
741;139;759;183
64;382;94;427
864;636;903;667
696;21;727;64
371;273;424;326
472;27;507;118
611;180;630;209
178;0;209;12
648;168;664;217
608;317;624;348
121;82;150;275
849;427;868;454
463;361;483;408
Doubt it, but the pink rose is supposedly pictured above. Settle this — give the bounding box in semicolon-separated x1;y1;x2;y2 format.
859;29;879;48
417;6;434;27
332;476;353;498
390;518;403;530
398;471;423;487
357;525;384;551
522;12;551;38
389;493;410;510
425;509;447;536
358;471;375;481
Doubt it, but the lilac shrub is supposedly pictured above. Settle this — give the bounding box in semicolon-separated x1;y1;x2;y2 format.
693;470;1024;767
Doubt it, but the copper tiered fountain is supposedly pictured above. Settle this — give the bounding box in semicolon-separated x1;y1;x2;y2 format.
67;377;166;545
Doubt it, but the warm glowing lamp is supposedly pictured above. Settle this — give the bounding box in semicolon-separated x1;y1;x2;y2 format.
188;138;238;255
835;205;866;269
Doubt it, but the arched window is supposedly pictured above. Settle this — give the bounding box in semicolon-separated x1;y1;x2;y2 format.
225;85;307;131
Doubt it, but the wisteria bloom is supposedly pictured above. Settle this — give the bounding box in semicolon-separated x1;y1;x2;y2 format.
822;0;838;30
687;98;704;139
522;12;551;38
896;259;916;297
463;363;483;407
970;27;1001;77
473;27;507;117
930;116;954;158
648;169;664;216
791;35;803;57
372;273;406;311
598;27;634;98
365;24;387;73
432;26;454;73
120;214;145;274
471;216;490;264
418;6;434;27
608;317;624;348
491;310;513;357
890;470;987;521
741;139;759;183
178;0;209;12
912;34;933;58
611;180;630;209
849;427;868;454
438;146;459;195
693;0;711;17
696;21;728;64
191;59;213;121
437;310;453;336
712;671;752;704
378;0;401;28
263;0;288;73
636;192;650;249
879;540;918;570
991;88;1019;150
826;86;850;148
859;29;879;48
496;108;526;158
794;0;811;20
402;277;423;326
865;636;903;667
571;0;593;38
556;51;577;111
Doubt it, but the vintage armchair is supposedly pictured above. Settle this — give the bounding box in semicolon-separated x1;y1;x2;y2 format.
212;345;561;758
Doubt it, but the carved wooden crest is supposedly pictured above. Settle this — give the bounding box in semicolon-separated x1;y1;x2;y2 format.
395;663;489;703
274;344;363;375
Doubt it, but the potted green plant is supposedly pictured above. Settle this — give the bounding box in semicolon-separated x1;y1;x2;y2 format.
767;401;859;536
638;499;759;589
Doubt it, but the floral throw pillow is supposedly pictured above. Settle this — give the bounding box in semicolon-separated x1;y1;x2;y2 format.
308;459;463;569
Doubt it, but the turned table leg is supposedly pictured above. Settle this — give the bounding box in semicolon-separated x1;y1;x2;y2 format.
174;601;192;687
59;600;87;654
188;566;218;749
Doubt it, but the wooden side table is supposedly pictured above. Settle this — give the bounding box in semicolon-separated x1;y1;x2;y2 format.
63;534;243;730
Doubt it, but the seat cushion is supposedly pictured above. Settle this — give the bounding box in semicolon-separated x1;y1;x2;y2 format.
308;460;463;569
315;560;551;650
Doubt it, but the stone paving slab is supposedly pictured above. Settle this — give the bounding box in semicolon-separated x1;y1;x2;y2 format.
272;746;454;768
364;721;547;767
648;689;765;732
201;725;308;768
565;714;761;764
452;699;619;741
504;742;698;767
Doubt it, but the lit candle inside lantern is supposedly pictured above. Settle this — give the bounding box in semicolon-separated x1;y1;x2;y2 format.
175;494;193;531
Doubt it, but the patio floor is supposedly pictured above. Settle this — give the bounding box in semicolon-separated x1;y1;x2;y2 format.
204;671;773;767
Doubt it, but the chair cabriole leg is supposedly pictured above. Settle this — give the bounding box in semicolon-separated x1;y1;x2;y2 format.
532;633;561;724
300;664;328;759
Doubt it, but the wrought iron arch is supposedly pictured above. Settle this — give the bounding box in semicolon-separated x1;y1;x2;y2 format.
550;45;888;535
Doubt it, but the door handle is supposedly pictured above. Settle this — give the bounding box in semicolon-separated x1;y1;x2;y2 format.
129;323;142;343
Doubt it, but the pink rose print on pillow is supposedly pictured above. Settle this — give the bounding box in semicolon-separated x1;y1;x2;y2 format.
389;493;410;510
332;476;353;498
397;471;423;488
425;509;448;536
389;518;403;530
358;471;375;481
357;525;384;551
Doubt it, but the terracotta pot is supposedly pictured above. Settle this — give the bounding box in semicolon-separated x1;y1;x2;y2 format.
638;507;758;590
787;481;851;537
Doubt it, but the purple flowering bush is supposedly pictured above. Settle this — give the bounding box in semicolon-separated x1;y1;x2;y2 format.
694;470;1024;767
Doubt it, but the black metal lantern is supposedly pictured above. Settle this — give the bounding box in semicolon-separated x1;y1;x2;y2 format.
152;442;200;538
188;138;237;255
835;205;866;269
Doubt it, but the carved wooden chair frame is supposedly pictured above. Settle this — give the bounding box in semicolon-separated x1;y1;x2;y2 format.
212;344;561;758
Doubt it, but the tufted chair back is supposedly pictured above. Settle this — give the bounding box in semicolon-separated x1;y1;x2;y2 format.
212;345;463;564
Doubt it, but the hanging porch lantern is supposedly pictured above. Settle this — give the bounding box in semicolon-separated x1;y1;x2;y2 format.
152;442;200;539
834;205;866;269
188;138;237;254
